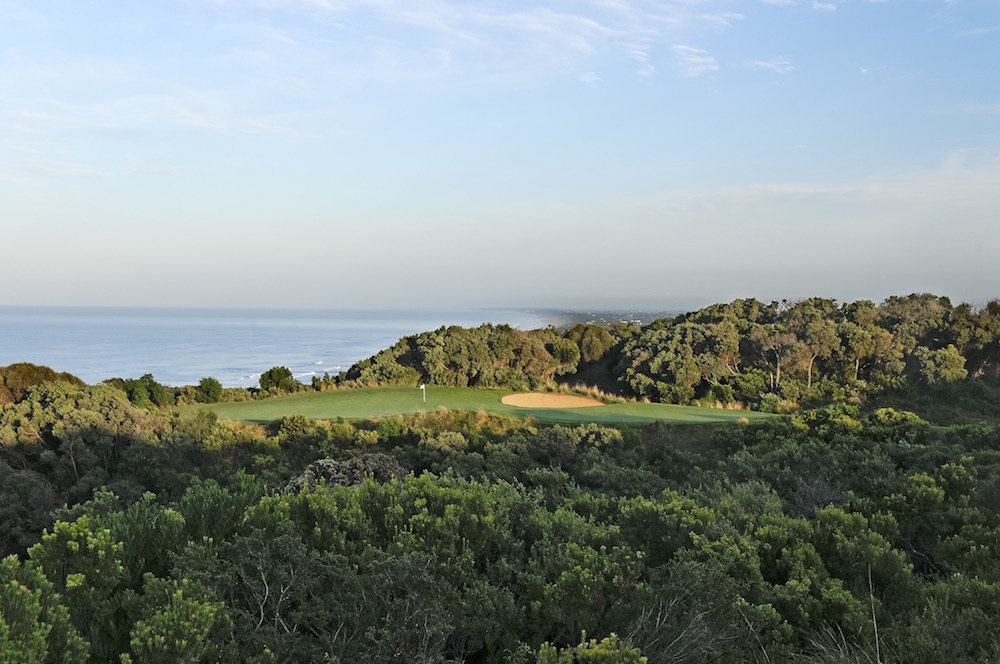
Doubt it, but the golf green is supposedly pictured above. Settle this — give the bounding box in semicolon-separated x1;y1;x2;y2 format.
188;386;772;425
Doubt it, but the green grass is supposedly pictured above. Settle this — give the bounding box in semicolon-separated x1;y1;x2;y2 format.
184;386;775;426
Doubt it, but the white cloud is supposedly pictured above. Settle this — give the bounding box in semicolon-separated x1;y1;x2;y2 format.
699;12;745;28
753;57;795;74
672;44;719;77
579;71;603;85
812;2;837;11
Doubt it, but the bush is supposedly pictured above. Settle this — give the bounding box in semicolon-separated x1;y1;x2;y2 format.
196;377;223;403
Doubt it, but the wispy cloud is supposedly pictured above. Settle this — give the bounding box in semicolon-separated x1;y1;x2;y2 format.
467;7;617;56
812;2;837;11
753;57;794;74
191;0;743;83
699;12;744;28
579;71;602;85
672;44;719;77
628;42;656;77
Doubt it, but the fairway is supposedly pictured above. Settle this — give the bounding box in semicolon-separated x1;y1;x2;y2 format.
189;386;773;425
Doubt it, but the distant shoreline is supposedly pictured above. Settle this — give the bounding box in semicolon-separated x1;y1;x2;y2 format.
536;309;682;329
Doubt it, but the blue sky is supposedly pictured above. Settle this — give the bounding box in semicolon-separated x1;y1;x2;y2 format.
2;0;998;311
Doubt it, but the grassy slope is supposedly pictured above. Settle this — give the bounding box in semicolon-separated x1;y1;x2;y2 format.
187;386;774;425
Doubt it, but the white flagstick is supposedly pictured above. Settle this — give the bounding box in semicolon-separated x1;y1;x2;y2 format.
420;384;426;402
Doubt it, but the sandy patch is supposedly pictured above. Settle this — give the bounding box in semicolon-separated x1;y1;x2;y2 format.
501;392;603;409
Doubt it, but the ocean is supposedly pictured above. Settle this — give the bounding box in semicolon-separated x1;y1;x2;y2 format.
0;306;567;388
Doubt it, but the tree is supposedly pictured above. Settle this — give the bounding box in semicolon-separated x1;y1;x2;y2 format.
784;300;841;390
27;516;123;658
916;345;968;384
800;319;840;389
139;375;173;408
879;294;950;356
838;322;875;382
843;299;879;327
112;375;173;409
752;326;800;389
707;321;742;379
0;554;89;663
121;575;229;664
567;325;615;364
548;339;581;378
259;366;298;393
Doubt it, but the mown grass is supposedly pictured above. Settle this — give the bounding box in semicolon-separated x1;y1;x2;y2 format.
184;386;775;426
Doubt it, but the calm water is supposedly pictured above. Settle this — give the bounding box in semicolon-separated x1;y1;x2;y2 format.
0;307;562;387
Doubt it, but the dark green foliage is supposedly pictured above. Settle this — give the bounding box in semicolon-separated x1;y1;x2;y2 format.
0;382;162;555
344;324;577;389
258;366;299;393
177;474;266;544
0;465;61;556
195;377;223;403
567;324;615;364
0;401;998;661
106;374;175;409
548;338;581;376
122;575;230;664
104;494;187;589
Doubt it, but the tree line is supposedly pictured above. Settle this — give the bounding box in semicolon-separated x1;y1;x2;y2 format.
43;293;1000;424
613;294;1000;415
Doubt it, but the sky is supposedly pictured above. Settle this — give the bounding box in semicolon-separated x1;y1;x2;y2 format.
1;0;999;312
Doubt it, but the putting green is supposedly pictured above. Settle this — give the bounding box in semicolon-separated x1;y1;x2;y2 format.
185;386;772;426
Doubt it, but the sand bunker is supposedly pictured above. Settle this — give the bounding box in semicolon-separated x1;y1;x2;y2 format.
501;392;603;409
